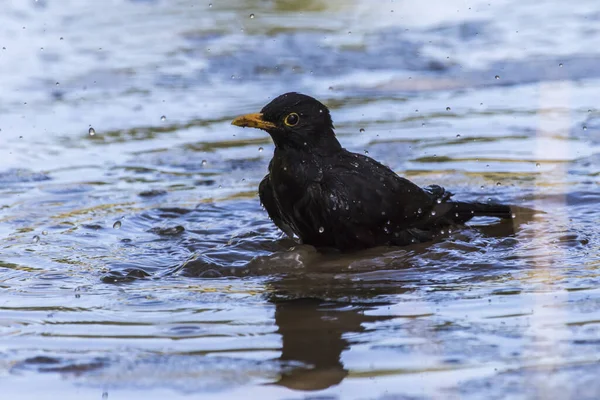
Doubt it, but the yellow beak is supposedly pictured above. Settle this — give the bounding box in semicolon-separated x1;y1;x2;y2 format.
231;113;276;130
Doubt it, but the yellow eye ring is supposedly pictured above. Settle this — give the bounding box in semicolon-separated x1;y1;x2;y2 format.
284;113;299;127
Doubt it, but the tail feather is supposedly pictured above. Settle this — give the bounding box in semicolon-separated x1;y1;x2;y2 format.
451;201;514;223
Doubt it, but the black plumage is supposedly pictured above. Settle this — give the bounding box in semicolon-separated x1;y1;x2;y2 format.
232;92;519;251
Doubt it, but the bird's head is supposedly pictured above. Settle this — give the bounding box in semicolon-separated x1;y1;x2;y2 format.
231;92;341;152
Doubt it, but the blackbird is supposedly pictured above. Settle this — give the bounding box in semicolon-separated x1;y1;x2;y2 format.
232;92;519;251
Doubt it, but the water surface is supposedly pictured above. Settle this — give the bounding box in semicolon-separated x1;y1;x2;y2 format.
1;0;600;399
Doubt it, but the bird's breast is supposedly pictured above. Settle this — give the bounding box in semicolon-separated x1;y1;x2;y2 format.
269;154;324;211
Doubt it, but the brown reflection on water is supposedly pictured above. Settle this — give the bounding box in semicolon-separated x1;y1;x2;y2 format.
271;298;394;391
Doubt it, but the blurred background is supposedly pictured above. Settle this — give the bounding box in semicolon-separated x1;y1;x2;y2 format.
1;0;600;399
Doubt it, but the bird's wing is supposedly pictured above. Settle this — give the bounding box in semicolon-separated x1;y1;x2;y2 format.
323;152;439;224
288;152;453;248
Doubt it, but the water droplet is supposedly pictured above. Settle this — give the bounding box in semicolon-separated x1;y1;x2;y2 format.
456;134;461;138
455;213;459;217
364;149;369;154
249;13;255;19
88;127;95;136
417;208;422;214
496;182;501;186
160;115;166;121
535;162;541;168
588;109;593;113
359;128;365;133
381;211;386;216
583;125;587;131
32;235;40;243
511;213;516;219
112;221;121;229
201;160;207;166
436;198;442;204
318;227;324;233
559;63;563;67
383;226;390;233
42;230;48;235
258;147;263;152
208;3;212;7
430;210;437;216
495;75;500;79
55;82;59;86
102;392;108;399
446;107;451;111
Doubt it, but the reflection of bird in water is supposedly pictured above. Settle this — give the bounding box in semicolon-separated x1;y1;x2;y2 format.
263;255;415;392
272;298;394;391
232;92;533;251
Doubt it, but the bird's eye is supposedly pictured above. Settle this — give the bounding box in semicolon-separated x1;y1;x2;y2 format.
284;113;299;127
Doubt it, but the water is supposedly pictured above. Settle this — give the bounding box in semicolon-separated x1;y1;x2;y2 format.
1;0;600;398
